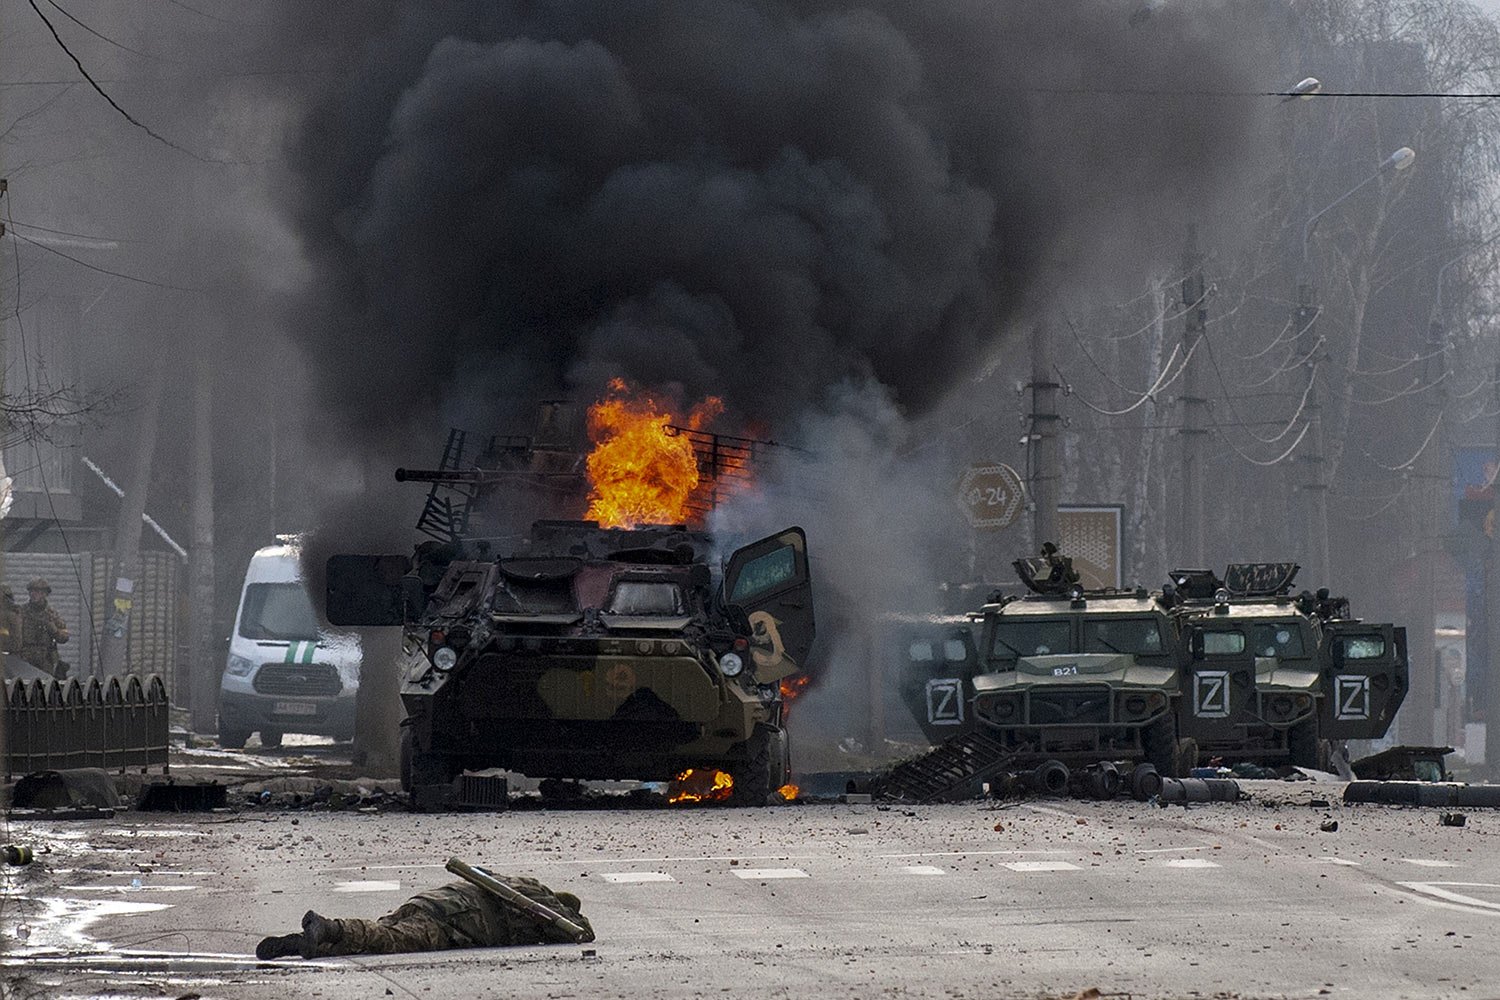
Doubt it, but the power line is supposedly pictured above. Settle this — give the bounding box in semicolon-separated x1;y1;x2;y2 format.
8;218;140;243
44;0;179;64
10;231;195;291
26;0;218;164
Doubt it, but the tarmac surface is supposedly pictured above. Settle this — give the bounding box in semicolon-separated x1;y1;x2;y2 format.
3;777;1497;1000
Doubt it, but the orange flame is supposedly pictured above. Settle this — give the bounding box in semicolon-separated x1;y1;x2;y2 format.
776;783;800;801
668;768;734;804
585;379;724;529
779;674;812;721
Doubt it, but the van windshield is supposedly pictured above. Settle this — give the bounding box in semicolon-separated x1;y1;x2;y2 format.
239;583;320;641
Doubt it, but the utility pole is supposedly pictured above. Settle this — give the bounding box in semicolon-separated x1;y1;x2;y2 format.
1404;319;1446;748
99;362;167;677
1179;227;1208;569
1294;282;1331;586
1486;361;1500;773
188;344;217;732
1028;322;1060;549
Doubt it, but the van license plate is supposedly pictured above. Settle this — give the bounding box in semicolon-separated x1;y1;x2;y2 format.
273;701;317;716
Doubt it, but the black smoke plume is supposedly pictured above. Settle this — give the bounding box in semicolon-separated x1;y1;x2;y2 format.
282;1;1269;444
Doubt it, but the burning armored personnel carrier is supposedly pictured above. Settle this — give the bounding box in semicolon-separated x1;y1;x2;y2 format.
325;417;815;807
894;548;1407;786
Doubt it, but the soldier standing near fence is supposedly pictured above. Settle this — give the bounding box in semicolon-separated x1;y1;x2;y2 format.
0;585;20;655
18;578;70;679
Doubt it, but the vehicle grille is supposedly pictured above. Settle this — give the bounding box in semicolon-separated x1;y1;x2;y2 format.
1029;687;1111;726
253;663;342;697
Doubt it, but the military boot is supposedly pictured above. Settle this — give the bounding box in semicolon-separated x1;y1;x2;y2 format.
255;933;304;960
300;910;344;958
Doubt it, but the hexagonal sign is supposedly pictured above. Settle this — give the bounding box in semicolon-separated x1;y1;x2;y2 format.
957;462;1026;530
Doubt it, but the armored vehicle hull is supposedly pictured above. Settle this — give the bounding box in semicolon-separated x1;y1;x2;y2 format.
331;521;814;806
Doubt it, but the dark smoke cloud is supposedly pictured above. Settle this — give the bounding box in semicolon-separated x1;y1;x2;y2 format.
281;0;1269;443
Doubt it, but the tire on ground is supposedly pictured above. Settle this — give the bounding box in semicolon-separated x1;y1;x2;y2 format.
1287;719;1325;770
259;729;283;749
1142;715;1177;777
729;723;781;807
218;722;250;751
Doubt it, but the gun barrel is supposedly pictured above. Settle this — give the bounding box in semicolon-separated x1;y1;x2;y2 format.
445;857;593;943
395;468;484;483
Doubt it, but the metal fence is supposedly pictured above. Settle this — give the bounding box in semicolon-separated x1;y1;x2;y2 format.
4;674;170;778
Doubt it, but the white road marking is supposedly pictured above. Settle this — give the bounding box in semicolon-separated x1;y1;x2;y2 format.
332;880;402;893
601;872;675;884
877;850;1070;858
732;868;809;880
1315;857;1362;866
1003;861;1082;872
1402;859;1459;868
60;885;198;893
1135;845;1215;855
1395;882;1500;913
1159;859;1220;869
314;854;830;873
903;865;947;876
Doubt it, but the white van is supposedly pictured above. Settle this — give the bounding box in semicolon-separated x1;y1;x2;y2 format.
217;539;360;748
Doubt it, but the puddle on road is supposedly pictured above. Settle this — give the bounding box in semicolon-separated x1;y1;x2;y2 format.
8;896;174;954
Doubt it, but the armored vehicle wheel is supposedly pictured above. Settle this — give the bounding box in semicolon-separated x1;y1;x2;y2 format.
400;727;456;793
1143;717;1180;777
1172;737;1199;777
1287;720;1326;770
259;729;283;749
729;724;783;807
218;723;250;750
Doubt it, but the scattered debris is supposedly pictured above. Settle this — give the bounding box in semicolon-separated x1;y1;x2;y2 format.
13;768;120;810
1351;745;1452;783
1319;819;1339;832
2;845;33;866
1440;812;1467;827
137;779;227;812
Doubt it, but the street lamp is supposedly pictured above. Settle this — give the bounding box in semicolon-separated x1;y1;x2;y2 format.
1302;147;1416;265
1283;77;1323;102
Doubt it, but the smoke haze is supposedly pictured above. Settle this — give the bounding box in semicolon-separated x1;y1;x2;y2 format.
282;1;1270;446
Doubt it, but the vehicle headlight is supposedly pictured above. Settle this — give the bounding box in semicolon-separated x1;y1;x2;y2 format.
432;646;458;671
718;652;744;677
225;654;255;677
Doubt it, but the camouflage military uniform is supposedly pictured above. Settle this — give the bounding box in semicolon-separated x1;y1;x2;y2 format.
17;579;69;678
0;586;20;655
257;876;592;960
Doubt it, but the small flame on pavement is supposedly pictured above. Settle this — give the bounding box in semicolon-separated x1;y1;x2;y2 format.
776;783;800;801
585;378;724;528
668;768;733;804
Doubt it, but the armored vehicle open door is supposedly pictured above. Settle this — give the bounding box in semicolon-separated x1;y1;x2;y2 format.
1320;622;1407;740
723;528;814;683
1179;624;1258;746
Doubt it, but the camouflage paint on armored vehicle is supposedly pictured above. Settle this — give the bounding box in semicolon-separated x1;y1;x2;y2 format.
328;520;814;806
1163;564;1407;767
966;552;1192;776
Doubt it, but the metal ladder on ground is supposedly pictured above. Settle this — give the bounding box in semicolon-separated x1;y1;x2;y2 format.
877;730;1018;804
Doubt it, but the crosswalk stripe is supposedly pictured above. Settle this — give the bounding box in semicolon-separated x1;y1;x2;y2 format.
601;872;675;883
1160;859;1221;869
903;865;947;876
1003;861;1082;872
1402;858;1459;868
732;868;809;880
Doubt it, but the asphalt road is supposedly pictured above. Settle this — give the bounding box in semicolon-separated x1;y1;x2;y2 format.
4;787;1497;1000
